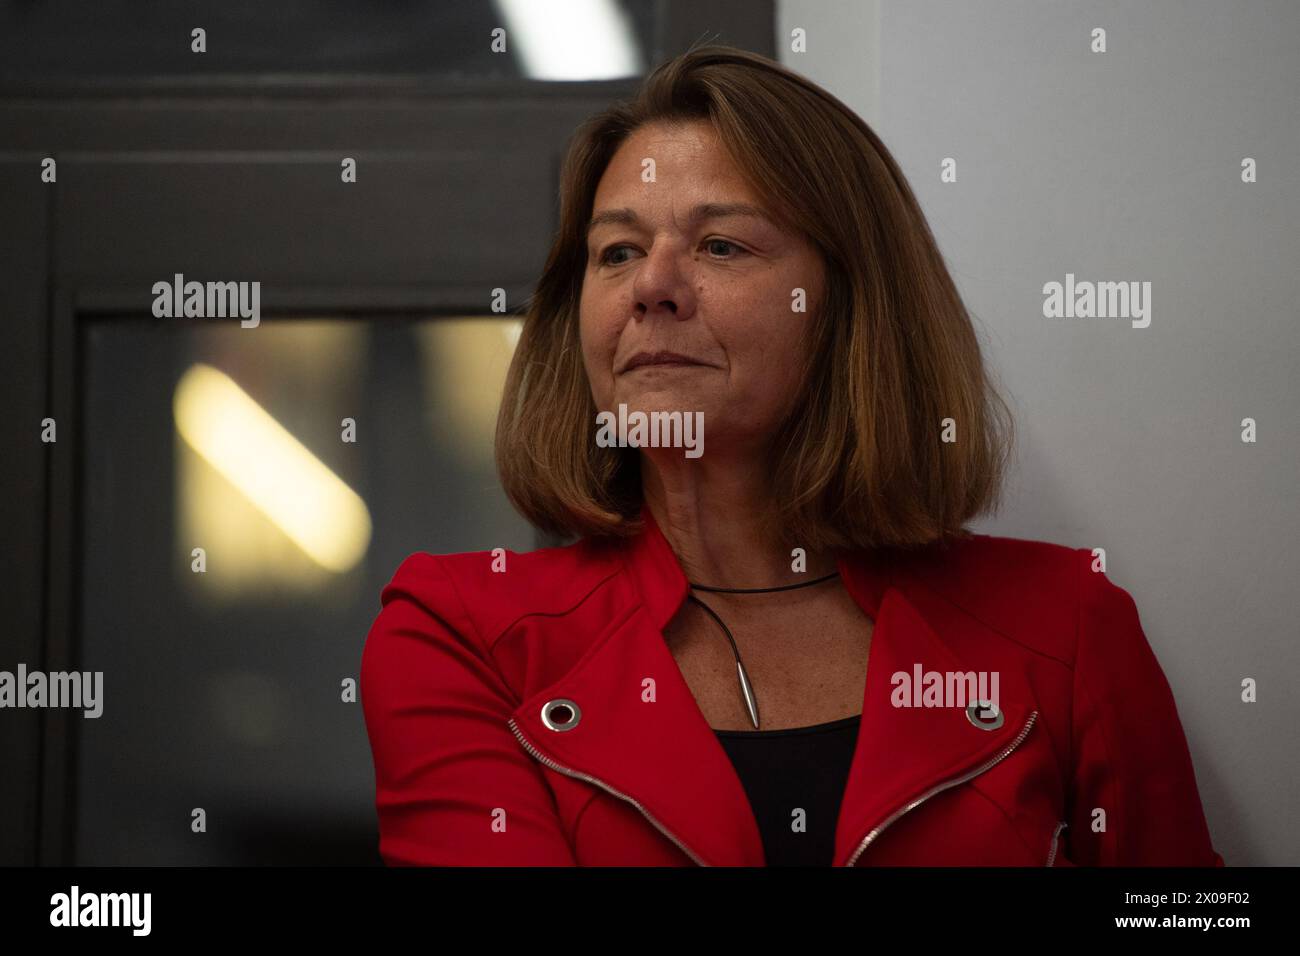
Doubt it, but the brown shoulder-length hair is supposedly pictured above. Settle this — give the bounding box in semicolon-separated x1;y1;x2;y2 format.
495;44;1014;552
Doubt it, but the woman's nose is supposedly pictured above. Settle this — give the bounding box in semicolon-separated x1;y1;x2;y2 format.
631;242;696;320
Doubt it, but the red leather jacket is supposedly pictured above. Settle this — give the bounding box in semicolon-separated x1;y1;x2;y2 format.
360;506;1224;866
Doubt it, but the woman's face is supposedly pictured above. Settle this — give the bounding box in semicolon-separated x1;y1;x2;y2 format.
578;119;826;458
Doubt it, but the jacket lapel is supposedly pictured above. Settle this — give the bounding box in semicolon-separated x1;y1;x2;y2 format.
508;504;764;866
832;566;1033;865
509;506;1030;867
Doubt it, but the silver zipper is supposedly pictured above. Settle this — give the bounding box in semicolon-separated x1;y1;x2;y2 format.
843;710;1039;867
1046;820;1067;867
507;717;708;867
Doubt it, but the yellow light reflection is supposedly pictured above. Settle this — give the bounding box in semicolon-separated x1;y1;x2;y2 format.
416;317;523;469
173;363;371;573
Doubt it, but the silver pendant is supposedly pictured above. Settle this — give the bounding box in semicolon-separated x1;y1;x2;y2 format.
736;659;760;730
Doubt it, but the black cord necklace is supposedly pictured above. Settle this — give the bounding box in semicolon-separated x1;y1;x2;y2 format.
685;570;840;730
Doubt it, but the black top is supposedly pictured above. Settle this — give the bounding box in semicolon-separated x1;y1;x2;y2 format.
715;714;862;866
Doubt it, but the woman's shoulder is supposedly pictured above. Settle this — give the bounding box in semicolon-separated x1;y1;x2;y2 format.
895;528;1097;591
376;535;622;642
890;530;1135;663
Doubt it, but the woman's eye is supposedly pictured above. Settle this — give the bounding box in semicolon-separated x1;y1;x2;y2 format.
599;245;634;265
597;239;747;265
704;238;746;257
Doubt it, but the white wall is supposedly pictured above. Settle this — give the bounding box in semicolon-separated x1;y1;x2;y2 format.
779;0;1300;866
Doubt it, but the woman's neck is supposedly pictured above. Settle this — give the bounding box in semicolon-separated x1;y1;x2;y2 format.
640;451;838;589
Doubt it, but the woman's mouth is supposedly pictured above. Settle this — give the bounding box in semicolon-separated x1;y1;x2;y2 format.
620;350;711;373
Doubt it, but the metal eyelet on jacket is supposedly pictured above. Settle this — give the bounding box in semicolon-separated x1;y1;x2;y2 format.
966;700;1004;731
540;698;582;731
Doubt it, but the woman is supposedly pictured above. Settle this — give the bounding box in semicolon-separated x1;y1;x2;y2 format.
360;46;1222;867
